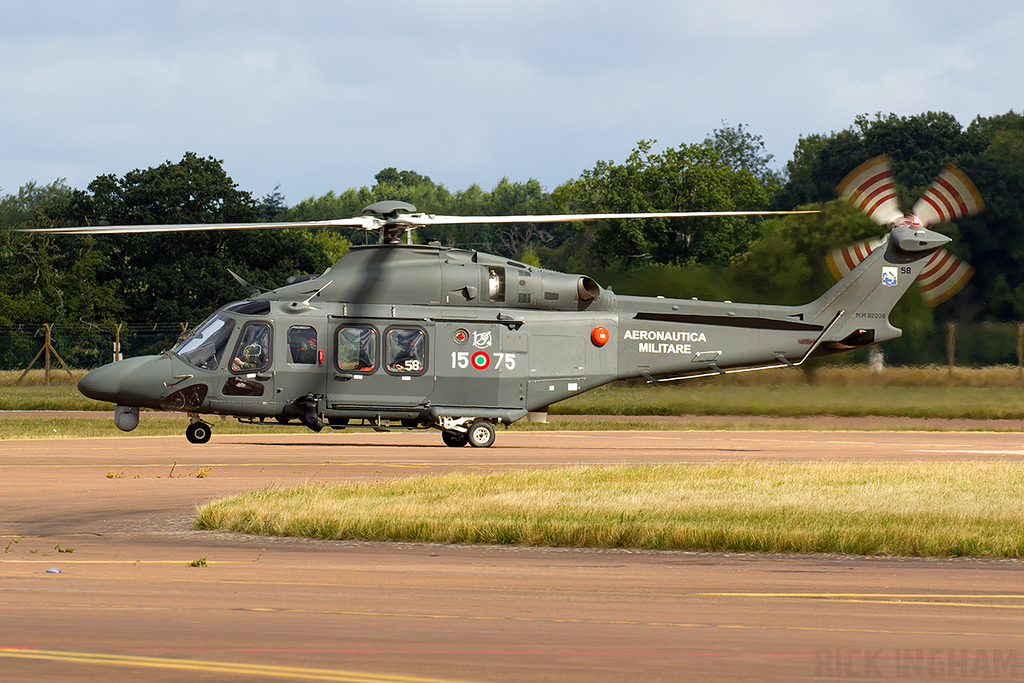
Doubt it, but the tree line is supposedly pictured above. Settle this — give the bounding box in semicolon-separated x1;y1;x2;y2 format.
2;110;1023;368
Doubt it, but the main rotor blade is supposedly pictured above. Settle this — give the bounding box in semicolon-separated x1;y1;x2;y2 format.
911;164;985;226
836;155;903;226
399;210;819;227
20;217;382;235
20;209;818;235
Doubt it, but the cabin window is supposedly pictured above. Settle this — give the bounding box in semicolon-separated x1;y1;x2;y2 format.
172;314;236;371
486;266;505;302
336;326;377;373
230;322;272;373
287;326;318;365
384;326;427;376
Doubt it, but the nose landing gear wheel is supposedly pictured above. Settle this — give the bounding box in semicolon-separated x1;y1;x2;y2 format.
467;420;495;448
186;421;212;444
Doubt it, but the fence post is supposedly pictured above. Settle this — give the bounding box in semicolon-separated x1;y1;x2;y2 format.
945;321;956;377
15;323;74;386
113;323;123;362
1018;322;1024;379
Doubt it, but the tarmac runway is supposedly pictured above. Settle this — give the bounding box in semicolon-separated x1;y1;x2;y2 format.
3;427;1024;681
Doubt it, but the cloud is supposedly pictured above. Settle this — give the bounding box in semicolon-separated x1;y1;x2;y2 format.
2;1;1022;203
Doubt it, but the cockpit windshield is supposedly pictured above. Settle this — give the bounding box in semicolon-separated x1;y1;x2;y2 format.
171;314;236;371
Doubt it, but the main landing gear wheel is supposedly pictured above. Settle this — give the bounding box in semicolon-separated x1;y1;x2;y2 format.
467;421;495;448
186;421;212;444
442;430;469;447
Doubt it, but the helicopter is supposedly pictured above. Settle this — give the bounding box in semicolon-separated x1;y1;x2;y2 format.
25;159;980;448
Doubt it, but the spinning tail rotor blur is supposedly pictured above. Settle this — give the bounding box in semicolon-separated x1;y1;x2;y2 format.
828;155;982;307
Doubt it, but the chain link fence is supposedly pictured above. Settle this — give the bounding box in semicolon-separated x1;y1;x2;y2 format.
0;323;192;371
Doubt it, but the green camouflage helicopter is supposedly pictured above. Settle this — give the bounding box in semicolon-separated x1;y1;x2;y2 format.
27;156;980;447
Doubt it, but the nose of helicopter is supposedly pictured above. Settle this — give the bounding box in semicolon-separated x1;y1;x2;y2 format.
78;355;169;409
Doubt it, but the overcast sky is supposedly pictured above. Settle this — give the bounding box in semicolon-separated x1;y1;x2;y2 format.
3;0;1022;207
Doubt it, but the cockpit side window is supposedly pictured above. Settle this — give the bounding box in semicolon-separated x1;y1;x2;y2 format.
288;326;318;365
336;326;376;373
384;326;427;375
171;314;236;371
230;322;272;373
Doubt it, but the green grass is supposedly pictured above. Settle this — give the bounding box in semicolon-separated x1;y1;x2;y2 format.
0;369;110;411
510;418;1023;433
195;463;1024;557
550;365;1024;420
0;416;313;440
554;383;1024;420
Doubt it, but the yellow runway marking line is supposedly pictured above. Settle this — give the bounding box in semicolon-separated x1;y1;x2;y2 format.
7;571;1024;607
227;605;1024;630
921;449;1024;455
0;648;476;683
699;592;1024;609
821;598;1024;609
700;592;1024;599
5;602;1024;642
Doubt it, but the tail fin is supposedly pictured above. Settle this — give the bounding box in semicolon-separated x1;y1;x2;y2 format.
804;233;944;349
827;237;974;308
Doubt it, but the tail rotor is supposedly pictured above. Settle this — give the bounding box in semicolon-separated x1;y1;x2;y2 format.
829;155;982;307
